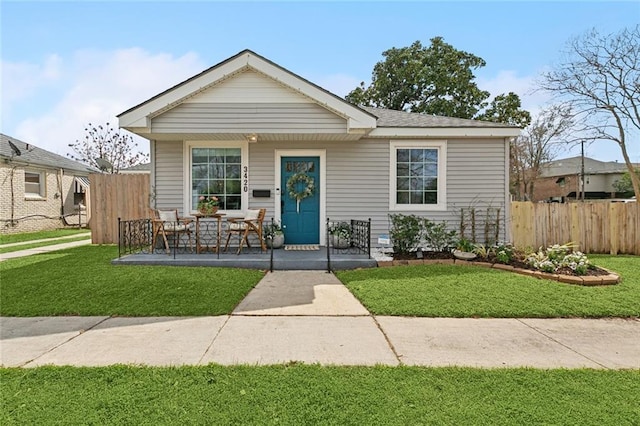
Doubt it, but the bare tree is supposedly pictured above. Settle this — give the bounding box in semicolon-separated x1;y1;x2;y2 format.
68;122;148;173
511;105;574;200
540;26;640;201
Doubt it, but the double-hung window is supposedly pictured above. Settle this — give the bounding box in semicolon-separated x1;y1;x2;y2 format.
390;140;446;211
187;142;248;213
24;170;45;198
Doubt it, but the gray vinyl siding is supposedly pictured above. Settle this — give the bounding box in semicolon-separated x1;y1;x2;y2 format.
154;141;184;213
151;103;347;134
153;137;507;245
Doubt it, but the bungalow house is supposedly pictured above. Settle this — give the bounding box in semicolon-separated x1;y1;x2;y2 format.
0;134;97;234
118;50;520;247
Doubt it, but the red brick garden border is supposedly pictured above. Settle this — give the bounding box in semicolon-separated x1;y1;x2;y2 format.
376;259;621;286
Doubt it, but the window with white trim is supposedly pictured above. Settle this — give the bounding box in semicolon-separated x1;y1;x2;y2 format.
390;141;446;211
24;170;45;198
189;144;248;210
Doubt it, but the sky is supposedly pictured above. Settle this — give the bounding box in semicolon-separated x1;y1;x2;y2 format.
2;1;639;164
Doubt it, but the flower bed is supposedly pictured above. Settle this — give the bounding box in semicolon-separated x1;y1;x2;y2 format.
382;244;620;286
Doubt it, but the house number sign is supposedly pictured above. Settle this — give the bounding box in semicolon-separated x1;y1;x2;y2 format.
243;166;249;193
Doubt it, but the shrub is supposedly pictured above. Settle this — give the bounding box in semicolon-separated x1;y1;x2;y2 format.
423;219;457;252
389;214;422;255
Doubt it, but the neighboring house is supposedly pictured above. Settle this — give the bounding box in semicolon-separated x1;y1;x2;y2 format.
118;50;520;246
119;162;151;174
532;156;638;202
0;134;97;234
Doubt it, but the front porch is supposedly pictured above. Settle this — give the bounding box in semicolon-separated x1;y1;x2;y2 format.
112;247;376;271
114;218;377;271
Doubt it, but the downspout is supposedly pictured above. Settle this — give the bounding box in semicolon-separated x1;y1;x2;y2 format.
9;166;17;226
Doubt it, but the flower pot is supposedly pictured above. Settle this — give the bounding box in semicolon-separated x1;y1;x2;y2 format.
332;235;350;249
266;233;285;249
198;206;218;216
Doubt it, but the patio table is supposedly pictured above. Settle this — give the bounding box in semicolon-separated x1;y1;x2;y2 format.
194;213;226;254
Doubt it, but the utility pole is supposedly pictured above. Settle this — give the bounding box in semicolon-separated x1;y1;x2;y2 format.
580;140;585;201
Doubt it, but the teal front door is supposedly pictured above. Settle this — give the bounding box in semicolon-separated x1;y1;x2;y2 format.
281;156;320;244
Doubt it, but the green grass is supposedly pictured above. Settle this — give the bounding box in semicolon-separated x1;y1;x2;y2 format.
1;365;637;425
0;228;88;245
0;245;264;316
0;235;90;254
336;255;640;318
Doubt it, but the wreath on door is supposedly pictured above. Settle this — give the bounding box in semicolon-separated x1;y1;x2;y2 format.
287;172;315;213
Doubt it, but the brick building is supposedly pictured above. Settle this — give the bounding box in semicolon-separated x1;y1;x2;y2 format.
531;156;637;202
1;134;97;234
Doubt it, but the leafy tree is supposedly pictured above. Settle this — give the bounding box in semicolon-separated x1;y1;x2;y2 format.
476;92;532;128
511;105;574;200
68;122;149;173
613;168;640;196
539;26;640;201
347;38;531;127
346;38;490;119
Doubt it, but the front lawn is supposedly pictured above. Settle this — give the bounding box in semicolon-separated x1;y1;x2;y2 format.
0;246;264;316
1;365;637;425
336;255;640;318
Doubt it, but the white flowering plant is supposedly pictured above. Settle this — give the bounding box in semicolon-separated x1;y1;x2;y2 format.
525;242;594;275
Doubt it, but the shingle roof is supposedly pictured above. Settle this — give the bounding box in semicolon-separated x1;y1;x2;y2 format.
540;156;636;177
0;134;98;174
120;162;151;172
361;106;518;129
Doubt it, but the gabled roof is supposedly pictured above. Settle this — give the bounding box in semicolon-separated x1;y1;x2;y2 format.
0;134;98;174
118;49;378;133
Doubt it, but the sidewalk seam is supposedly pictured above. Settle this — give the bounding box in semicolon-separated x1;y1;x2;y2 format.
21;316;112;367
515;319;610;369
198;315;232;365
371;315;403;366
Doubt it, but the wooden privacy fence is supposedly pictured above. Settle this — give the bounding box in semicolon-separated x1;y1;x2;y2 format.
90;173;150;244
510;201;640;255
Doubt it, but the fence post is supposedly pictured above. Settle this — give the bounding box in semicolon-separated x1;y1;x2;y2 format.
367;218;371;258
610;203;619;255
326;217;331;273
117;217;121;258
269;217;274;272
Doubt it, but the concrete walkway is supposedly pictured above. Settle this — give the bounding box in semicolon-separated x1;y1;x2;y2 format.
1;271;639;369
0;237;91;261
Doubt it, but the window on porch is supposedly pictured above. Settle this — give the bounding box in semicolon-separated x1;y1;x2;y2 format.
191;148;242;211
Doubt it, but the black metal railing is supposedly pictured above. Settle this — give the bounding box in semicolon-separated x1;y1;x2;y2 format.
326;218;371;272
118;218;152;257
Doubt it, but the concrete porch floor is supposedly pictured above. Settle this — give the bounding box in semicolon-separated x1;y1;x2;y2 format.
112;246;377;270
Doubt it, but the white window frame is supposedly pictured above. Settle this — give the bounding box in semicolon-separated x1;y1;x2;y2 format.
183;140;249;215
24;169;45;199
389;140;447;212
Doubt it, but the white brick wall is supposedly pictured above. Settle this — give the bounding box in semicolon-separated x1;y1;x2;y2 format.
0;163;81;235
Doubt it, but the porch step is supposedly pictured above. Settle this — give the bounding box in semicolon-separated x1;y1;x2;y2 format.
112;250;377;271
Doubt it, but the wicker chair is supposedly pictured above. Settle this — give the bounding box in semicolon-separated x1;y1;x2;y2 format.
224;208;266;255
151;209;193;254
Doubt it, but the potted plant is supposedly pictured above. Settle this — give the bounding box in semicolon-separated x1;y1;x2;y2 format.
263;221;285;249
330;222;351;249
453;237;477;260
197;195;219;215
